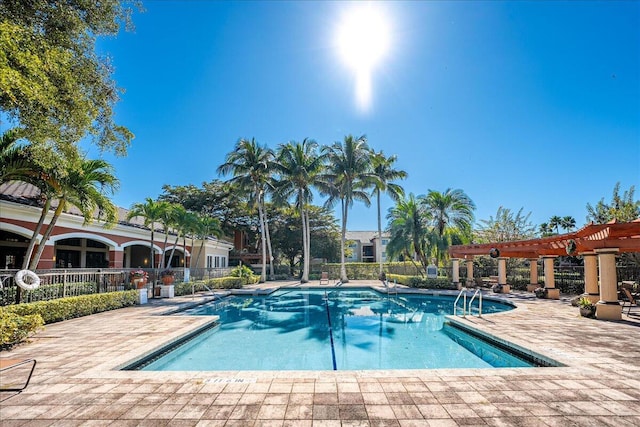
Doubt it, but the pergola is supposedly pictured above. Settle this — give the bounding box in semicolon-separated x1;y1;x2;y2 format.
448;219;640;320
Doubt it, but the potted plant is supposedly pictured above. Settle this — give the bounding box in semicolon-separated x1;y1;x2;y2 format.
130;270;148;289
160;269;175;285
534;287;548;299
578;297;596;318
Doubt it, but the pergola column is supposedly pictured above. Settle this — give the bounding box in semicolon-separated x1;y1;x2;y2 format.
595;248;621;321
542;256;559;299
526;258;539;292
497;257;510;293
465;258;474;287
581;252;599;304
451;258;461;289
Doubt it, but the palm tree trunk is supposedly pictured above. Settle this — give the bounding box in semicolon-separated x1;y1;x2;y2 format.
377;189;383;276
29;201;65;270
22;198;52;269
150;229;155;269
300;197;309;283
305;209;311;282
264;206;275;280
256;189;267;282
194;240;205;269
159;229;170;269
167;233;180;268
340;198;348;283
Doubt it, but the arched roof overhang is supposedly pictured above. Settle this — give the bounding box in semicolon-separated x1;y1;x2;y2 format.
449;219;640;259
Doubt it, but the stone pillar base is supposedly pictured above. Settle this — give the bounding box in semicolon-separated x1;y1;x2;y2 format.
596;302;622;321
527;284;539;292
583;293;600;304
454;282;461;290
501;285;511;293
546;288;560;300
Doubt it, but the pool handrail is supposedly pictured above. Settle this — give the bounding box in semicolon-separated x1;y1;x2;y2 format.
468;288;483;318
453;287;467;317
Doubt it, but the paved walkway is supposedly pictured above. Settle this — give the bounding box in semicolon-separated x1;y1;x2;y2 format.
1;281;639;426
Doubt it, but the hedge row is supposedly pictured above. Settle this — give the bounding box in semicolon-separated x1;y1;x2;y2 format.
0;310;44;349
386;274;456;290
2;291;138;324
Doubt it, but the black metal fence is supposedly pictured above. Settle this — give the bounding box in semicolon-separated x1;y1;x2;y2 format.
0;267;231;306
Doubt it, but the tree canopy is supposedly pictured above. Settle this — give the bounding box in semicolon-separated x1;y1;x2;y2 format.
0;0;138;154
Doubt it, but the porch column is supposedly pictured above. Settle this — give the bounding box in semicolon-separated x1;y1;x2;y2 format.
542;256;559;299
465;258;474;287
527;258;539;292
451;258;460;289
497;257;510;293
595;248;621;321
109;250;124;268
581;252;599;304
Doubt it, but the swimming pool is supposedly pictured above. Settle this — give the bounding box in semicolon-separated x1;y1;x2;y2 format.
131;288;551;371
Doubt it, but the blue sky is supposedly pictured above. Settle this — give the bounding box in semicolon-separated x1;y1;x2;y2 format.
89;1;639;232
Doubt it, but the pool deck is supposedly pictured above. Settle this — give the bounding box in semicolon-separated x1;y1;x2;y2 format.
1;280;639;426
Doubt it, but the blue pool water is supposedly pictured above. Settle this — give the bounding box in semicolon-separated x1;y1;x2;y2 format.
138;288;532;371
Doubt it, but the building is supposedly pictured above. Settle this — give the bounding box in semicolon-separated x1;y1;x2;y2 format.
0;182;233;270
344;231;390;263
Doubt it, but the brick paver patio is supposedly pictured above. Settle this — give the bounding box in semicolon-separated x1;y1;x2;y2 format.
1;281;639;426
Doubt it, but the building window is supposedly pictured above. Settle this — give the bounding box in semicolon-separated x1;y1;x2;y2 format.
221;257;227;268
382;239;389;246
214;256;220;268
206;255;213;269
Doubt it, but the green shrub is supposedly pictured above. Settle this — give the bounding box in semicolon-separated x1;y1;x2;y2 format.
386;274;455;290
174;275;259;296
0;309;44;349
230;265;255;278
3;291;137;324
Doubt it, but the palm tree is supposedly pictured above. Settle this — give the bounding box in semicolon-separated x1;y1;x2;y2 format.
549;215;562;234
386;194;430;275
0;129;34;185
539;222;553;237
127;197;164;270
156;201;176;269
218;138;275;282
561;216;576;232
191;215;223;269
421;188;475;265
165;204;188;268
370;150;407;276
322;135;375;282
29;158;119;269
274;138;325;282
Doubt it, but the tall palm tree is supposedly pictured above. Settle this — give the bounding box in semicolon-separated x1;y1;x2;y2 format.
191;215;223;269
218;138;275;282
322;134;375;283
29;158;119;269
274;138;325;283
0;129;34;185
561;216;576;232
165;204;188;268
127;197;164;270
156;201;176;269
539;222;553;237
386;194;430;275
549;215;562;234
370;150;407;276
421;188;475;265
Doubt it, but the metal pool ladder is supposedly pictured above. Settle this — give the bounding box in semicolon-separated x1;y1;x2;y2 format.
453;287;483;318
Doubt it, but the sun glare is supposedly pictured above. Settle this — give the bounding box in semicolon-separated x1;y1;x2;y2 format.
335;4;391;112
